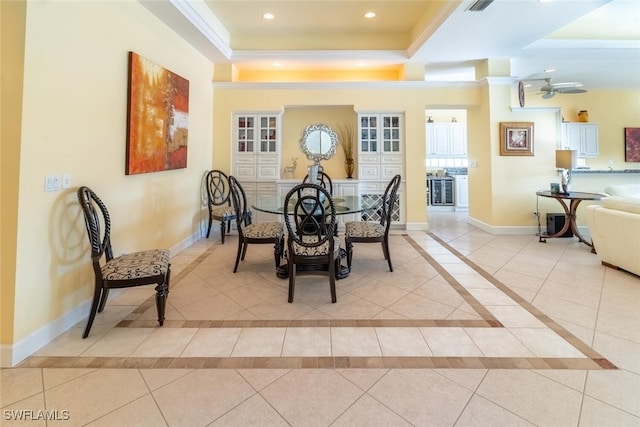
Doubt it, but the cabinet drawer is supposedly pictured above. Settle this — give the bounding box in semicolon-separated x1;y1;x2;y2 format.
359;155;379;164
257;155;278;164
235;156;255;164
381;155;402;164
381;164;402;180
359;182;381;192
359;164;380;180
234;165;257;181
256;183;276;193
257;165;278;180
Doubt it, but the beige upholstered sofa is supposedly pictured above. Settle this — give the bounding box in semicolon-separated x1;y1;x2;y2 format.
585;184;640;276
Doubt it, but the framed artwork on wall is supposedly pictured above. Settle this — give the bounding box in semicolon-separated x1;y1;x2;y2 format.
625;127;640;162
500;122;534;156
126;52;190;175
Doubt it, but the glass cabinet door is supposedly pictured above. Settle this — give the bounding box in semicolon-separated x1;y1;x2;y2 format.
236;115;255;153
382;115;401;153
359;115;378;153
259;115;277;153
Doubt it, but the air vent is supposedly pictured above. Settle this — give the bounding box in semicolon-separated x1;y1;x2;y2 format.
467;0;494;12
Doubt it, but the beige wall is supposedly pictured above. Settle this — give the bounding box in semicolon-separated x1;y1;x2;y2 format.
2;0;214;364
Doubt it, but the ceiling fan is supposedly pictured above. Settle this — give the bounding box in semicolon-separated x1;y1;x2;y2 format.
539;78;587;99
517;78;587;106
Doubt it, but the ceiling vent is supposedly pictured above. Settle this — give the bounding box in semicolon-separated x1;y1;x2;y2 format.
467;0;494;12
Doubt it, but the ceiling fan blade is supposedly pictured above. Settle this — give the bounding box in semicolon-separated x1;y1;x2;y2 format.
555;87;587;94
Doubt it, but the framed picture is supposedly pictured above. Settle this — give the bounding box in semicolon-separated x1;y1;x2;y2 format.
625;127;640;162
500;122;534;156
126;52;190;175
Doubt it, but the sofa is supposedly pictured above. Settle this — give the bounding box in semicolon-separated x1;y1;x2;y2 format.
585;184;640;276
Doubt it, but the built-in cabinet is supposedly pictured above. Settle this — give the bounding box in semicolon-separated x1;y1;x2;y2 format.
232;113;281;223
426;123;467;157
357;113;405;224
560;123;599;157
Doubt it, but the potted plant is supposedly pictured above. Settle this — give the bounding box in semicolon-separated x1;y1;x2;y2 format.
337;123;355;178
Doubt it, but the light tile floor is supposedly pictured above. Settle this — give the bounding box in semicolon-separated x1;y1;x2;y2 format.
3;211;640;426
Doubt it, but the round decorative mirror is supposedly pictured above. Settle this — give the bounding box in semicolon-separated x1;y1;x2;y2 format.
299;124;338;164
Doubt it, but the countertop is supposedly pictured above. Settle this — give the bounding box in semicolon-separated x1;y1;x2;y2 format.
572;169;640;174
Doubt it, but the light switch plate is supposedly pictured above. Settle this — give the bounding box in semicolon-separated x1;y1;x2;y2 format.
44;175;61;192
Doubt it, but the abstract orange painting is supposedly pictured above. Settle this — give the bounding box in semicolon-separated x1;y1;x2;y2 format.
126;52;189;175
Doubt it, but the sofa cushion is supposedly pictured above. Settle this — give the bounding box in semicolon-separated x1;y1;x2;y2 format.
602;196;640;214
604;184;640;198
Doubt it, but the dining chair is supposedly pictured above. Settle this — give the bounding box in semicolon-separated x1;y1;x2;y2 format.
228;175;284;273
303;170;333;195
77;186;171;338
283;183;339;303
205;169;238;243
344;174;401;272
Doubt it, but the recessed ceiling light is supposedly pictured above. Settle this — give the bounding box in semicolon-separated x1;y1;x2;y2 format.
272;62;282;67
357;62;366;67
544;68;556;73
262;12;274;20
364;11;376;19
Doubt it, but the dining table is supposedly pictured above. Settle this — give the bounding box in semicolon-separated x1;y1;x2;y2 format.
252;194;378;279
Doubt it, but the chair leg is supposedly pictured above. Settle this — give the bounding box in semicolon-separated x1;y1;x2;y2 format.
383;238;393;272
345;237;353;268
97;288;110;313
83;284;102;338
273;236;283;268
329;258;337;303
220;222;226;244
206;216;213;238
288;259;296;303
233;241;243;273
155;271;170;327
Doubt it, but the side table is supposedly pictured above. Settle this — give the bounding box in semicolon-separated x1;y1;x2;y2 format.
535;190;605;249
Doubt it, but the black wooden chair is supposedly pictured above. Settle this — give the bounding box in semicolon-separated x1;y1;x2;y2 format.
344;174;401;272
228;175;284;273
303;170;333;195
284;183;339;303
77;186;171;338
205;170;239;243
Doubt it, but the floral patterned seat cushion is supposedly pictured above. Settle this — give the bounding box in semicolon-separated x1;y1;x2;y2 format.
243;221;284;239
292;235;340;256
210;205;236;219
345;221;385;238
102;249;170;281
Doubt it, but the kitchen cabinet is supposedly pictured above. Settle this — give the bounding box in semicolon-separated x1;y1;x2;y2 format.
454;175;469;210
426;123;467;157
560;123;599;157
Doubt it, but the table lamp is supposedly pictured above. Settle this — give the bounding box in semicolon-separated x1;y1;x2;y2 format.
555;149;577;193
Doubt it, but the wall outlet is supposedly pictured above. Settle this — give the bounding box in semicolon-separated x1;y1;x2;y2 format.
62;173;71;189
469;159;478;168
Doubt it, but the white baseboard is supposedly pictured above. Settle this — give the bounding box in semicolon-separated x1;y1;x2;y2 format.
0;300;91;367
1;230;203;368
405;222;429;231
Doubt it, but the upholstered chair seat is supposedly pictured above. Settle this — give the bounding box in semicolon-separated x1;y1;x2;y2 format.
291;235;340;256
101;249;170;281
243;222;284;239
345;221;385;238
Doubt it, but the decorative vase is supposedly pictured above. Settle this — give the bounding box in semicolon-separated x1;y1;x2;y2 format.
345;159;354;179
578;110;589;122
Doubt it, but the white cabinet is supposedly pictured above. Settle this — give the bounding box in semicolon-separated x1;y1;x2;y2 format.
233;113;281;180
560;123;599;157
232;113;281;223
357;113;405;224
426;123;467;157
454;175;469;211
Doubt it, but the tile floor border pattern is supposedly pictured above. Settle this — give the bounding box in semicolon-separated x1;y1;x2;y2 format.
17;233;617;370
425;232;614;364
